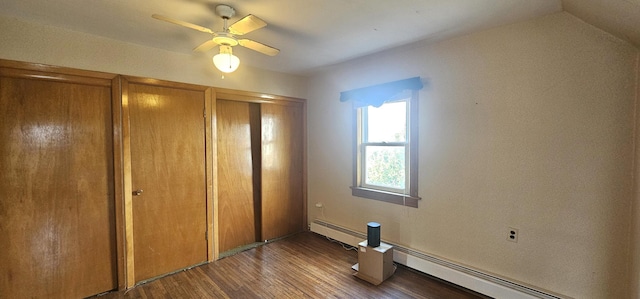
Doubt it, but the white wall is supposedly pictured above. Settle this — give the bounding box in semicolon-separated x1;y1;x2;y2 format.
0;15;308;99
306;12;638;298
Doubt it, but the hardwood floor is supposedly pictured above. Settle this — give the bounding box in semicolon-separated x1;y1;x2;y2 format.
98;232;491;299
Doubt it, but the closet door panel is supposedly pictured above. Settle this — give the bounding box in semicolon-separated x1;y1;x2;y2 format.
261;103;304;240
128;82;207;282
216;100;258;252
0;76;117;298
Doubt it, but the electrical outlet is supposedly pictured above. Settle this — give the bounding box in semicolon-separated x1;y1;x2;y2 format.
315;202;323;208
507;227;519;243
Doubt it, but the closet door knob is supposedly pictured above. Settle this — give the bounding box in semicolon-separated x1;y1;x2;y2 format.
133;189;144;196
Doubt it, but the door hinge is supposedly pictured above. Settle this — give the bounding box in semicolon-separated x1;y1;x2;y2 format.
205;230;208;241
203;108;206;118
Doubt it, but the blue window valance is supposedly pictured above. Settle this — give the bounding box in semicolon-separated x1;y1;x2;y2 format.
339;77;423;108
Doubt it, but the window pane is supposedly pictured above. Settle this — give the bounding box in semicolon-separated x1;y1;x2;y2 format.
364;145;405;189
366;101;406;142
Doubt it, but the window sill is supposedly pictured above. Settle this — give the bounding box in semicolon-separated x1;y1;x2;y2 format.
350;187;420;208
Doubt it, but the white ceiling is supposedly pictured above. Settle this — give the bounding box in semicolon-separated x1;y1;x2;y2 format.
0;0;637;75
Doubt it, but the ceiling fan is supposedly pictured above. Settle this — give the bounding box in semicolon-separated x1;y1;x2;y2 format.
152;4;279;73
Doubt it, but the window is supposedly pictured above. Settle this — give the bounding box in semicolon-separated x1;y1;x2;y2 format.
351;91;420;207
360;100;407;191
340;77;423;207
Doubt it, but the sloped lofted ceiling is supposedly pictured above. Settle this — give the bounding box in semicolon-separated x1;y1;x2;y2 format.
0;0;637;75
562;0;640;49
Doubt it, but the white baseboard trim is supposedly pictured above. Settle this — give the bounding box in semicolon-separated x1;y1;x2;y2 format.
310;220;568;299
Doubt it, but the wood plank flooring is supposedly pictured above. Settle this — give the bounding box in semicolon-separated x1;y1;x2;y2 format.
98;232;491;299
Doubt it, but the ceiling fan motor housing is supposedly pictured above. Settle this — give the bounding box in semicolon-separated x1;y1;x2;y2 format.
213;32;238;46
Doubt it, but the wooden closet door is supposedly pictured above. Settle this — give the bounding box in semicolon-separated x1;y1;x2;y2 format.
261;103;304;240
216;100;259;252
0;75;117;298
128;82;207;282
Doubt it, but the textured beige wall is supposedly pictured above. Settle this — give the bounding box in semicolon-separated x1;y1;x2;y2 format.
306;12;638;298
632;51;640;298
0;15;307;98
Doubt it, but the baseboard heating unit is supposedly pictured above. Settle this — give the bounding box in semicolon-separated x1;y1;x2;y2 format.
310;219;569;299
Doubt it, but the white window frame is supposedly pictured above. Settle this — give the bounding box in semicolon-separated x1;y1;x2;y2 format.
351;90;420;207
359;100;409;193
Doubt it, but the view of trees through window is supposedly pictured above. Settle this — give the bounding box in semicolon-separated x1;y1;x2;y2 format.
362;100;407;191
364;146;405;189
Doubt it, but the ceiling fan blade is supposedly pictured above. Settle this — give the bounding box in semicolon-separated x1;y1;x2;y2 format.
152;14;214;34
193;39;218;52
238;39;280;56
228;15;267;35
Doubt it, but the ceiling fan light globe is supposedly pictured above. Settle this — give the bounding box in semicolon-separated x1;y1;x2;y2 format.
213;53;240;73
